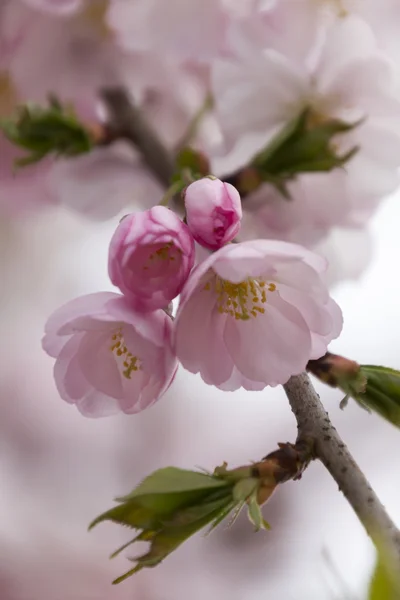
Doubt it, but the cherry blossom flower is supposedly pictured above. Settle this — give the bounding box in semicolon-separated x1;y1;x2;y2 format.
109;206;195;311
184;177;242;250
212;15;400;198
42;292;178;417
107;0;228;62
0;2;214;218
174;240;342;390
0;137;55;216
6;1;121;121
48;144;162;220
239;169;381;248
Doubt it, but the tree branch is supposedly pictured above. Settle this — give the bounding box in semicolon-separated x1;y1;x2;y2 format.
284;373;400;563
99;86;400;565
100;87;175;188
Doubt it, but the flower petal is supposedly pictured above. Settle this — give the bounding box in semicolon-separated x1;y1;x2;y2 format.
223;292;311;385
174;275;234;385
77;331;124;400
45;292;120;339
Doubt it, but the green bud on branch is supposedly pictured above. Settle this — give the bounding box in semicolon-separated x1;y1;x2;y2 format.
90;441;314;584
0;97;95;166
307;353;400;428
225;108;361;198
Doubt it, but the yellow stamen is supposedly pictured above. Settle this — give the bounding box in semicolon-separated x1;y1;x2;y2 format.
110;329;141;379
143;242;181;270
203;276;277;321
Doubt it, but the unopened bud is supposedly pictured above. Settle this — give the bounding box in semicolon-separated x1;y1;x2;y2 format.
183;177;242;250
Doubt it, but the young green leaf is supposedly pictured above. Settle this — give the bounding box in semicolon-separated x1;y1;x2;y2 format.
357;365;400;427
247;494;271;532
111;496;238;584
307;354;400;429
91;464;282;584
368;546;400;600
251;110;360;194
0;99;94;166
117;468;230;504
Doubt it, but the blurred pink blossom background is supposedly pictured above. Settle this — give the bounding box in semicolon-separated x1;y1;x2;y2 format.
1;1;400;598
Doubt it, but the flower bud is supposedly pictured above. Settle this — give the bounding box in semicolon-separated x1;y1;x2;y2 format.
108;206;195;312
184;177;242;250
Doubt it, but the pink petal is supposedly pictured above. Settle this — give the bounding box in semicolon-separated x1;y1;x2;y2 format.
76;390;120;418
45;292;119;338
53;334;91;403
278;285;332;336
77;331;123;400
310;297;343;359
219;367;266;391
42;331;71;359
174;276;234;385
49;148;161;220
316;16;377;88
106;298;167;348
275;261;329;303
223;292;311;384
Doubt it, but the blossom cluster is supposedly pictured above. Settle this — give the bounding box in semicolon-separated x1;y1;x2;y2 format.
1;0;396;414
1;0;400;259
43;180;342;416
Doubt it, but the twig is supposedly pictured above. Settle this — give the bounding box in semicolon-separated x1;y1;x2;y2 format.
284;373;400;564
98;87;400;565
175;92;214;150
100;87;175;188
100;86;259;199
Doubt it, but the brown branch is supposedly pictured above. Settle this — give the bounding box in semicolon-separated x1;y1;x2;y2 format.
100;86;261;199
98;87;400;565
100;87;175;189
284;373;400;564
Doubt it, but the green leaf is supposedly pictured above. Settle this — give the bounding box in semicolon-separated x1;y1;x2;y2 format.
247;493;270;532
0;98;94;166
232;477;258;502
251;109;360;192
307;355;400;428
118;467;230;500
204;499;238;534
253;109;308;167
175;147;210;177
89;500;162;531
90;468;232;531
89;487;230;531
368;548;400;600
161;494;232;529
91;465;279;584
355;365;400;428
112;496;236;584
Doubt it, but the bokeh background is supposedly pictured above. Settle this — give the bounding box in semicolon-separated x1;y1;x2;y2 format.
1;189;399;600
1;1;400;599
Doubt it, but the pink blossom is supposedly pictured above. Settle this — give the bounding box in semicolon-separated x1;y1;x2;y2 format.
107;0;228;62
184;177;242;250
109;206;195;312
6;1;127;121
48;145;163;220
42;292;178;417
212;15;400;197
0;135;55;216
174;240;342;390
239;169;381;248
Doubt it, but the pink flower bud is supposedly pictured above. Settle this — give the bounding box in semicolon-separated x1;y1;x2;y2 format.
184;178;242;250
108;206;195;312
